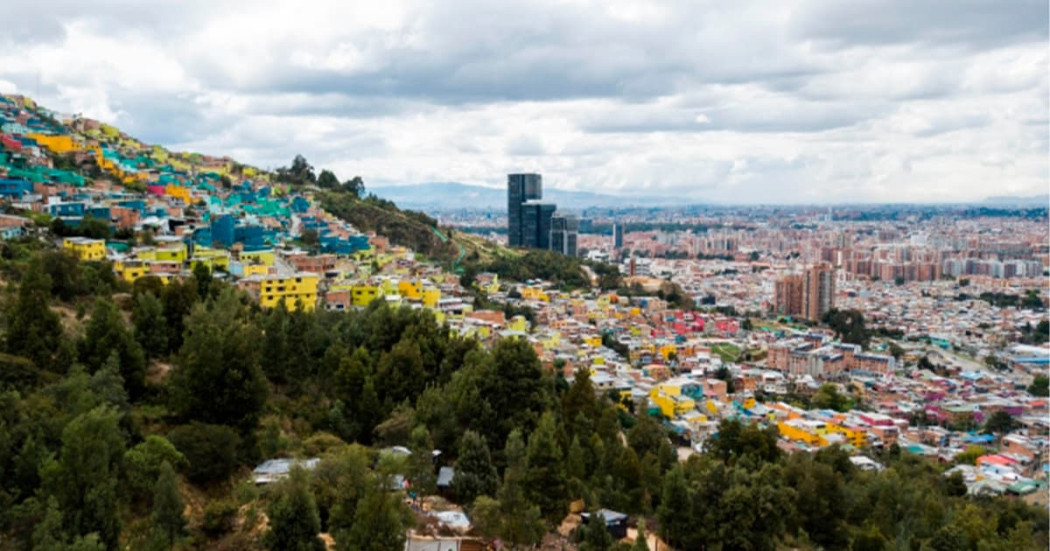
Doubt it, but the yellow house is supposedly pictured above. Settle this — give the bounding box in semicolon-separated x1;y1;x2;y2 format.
583;335;602;348
113;260;173;285
239;249;276;267
826;422;867;447
650;387;696;419
114;260;148;282
398;280;423;300
520;286;549;302
191;248;231;271
240;263;269;277
351;284;383;307
63;237;105;261
778;420;828;447
507;315;529;333
259;273;318;311
164;184;191;203
28;133;77;154
421;287;441;308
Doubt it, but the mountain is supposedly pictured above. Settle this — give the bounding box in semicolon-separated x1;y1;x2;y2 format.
369;182;677;210
981;194;1049;207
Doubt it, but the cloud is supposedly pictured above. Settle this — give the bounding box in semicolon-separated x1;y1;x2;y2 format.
0;0;1045;203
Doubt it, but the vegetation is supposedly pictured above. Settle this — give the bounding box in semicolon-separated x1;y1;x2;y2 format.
0;240;1044;550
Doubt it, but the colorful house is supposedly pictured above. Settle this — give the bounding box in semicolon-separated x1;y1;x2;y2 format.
257;273;319;311
63;237;105;261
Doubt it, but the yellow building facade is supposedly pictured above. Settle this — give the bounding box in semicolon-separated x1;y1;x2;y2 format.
260;274;319;311
63;237;105;261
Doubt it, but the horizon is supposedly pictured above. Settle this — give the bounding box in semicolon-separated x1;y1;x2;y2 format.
0;1;1046;204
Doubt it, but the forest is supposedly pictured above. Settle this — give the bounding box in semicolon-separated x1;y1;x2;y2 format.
0;240;1045;550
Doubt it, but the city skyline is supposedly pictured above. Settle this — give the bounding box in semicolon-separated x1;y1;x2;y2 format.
0;1;1045;204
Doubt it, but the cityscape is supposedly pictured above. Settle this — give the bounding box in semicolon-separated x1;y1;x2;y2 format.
0;2;1046;551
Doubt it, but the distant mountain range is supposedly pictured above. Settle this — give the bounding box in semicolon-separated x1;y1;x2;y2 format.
368;182;677;210
980;194;1049;207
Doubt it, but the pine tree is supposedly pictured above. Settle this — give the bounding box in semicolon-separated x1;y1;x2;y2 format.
168;290;268;433
581;511;613;551
6;259;63;371
452;430;499;508
338;479;409;551
656;466;692;549
498;430;545;547
132;291;167;360
151;461;186;549
526;412;568;521
264;467;325;551
407;425;436;496
42;406;125;550
79;297;146;398
633;520;650;551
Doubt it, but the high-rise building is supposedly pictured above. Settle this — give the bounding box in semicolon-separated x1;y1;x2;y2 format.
550;211;579;257
803;263;836;322
613;223;624;249
774;274;804;318
522;200;556;249
774;264;835;321
507;173;542;247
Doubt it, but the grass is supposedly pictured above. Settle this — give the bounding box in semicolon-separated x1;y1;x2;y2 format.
711;343;742;363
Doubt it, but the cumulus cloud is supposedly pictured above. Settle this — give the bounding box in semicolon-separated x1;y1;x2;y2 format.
0;0;1045;203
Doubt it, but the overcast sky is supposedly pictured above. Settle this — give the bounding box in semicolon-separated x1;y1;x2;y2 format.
0;1;1046;204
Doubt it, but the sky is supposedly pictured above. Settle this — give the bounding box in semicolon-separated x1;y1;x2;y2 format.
0;1;1046;204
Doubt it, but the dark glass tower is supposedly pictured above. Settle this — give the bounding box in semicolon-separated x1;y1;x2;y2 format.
550;211;579;257
507;173;542;247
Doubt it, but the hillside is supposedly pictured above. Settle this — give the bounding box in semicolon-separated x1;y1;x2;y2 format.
1;93;505;265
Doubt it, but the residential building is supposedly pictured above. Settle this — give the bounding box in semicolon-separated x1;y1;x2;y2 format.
62;237;105;261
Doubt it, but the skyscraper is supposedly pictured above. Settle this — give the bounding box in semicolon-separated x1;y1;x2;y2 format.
550;211;579;257
522;200;556;249
507;173;542;247
613;223;624;249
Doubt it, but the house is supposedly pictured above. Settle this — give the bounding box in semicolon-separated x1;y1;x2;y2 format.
252;458;320;485
62;237;105;261
580;509;629;540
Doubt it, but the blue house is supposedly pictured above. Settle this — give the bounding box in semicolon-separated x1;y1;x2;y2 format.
49;201;85;218
0;178;33;198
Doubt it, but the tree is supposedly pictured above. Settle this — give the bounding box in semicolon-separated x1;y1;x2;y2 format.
5;259;64;371
983;411;1019;436
343;176;365;198
657;466;692;549
151;461;186;549
265;467;325;551
317;169;339;189
406;425;436;496
581;511;613;551
632;519;650;551
811;383;851;412
526;412;568;521
42;406;125;550
125;435;186;502
1028;374;1049;397
132;292;168;361
491;430;545;548
168;291;268;434
167;423;241;484
338;479;410;551
452;431;498;508
79;297;147;398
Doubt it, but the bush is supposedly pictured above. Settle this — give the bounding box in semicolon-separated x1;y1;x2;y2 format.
201;497;239;538
168;423;241;484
